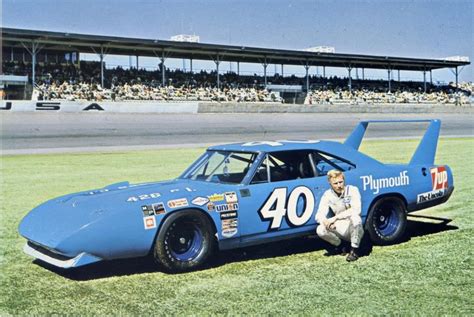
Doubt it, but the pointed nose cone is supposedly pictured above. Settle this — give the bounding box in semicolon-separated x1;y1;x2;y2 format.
18;193;113;252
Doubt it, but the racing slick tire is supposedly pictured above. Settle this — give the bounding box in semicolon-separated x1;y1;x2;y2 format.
365;196;407;245
153;210;216;273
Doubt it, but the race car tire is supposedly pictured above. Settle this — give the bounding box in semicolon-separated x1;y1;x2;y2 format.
153;210;215;273
365;196;407;245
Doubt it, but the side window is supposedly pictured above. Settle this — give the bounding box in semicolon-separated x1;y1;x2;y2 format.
313;151;356;176
250;150;317;184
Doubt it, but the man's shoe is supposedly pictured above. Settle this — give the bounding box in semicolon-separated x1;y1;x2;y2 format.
346;248;359;262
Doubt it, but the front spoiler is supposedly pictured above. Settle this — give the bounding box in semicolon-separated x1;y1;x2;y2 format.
23;243;102;268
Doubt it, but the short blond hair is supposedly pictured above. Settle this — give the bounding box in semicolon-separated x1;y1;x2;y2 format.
327;169;344;181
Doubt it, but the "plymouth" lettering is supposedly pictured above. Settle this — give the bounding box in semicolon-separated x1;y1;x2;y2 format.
360;171;410;194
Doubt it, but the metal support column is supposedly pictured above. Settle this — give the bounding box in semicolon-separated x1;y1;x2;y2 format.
263;58;268;87
215;55;221;89
161;52;166;86
136;55;139;69
455;66;459;105
398;69;400;81
237;61;240;76
356;68;359;80
455;66;459;89
100;46;105;88
281;64;284;77
362;68;365;80
323;66;326;78
190;59;193;73
423;69;427;93
348;66;353;93
153;50;169;87
387;68;392;93
304;64;310;92
32;49;37;87
21;41;43;88
430;70;432;85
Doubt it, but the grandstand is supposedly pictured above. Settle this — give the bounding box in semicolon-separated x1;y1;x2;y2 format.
1;27;471;105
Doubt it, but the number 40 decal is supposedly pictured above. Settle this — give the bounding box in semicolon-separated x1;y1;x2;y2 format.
259;186;315;229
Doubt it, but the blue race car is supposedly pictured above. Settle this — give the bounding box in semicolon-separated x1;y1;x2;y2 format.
19;119;454;272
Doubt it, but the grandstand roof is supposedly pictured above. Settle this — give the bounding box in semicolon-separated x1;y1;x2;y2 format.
2;27;470;71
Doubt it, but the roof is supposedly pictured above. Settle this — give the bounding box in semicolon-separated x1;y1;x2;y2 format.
208;140;384;167
2;28;470;71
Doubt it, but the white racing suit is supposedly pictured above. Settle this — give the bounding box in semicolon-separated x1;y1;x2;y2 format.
315;185;364;248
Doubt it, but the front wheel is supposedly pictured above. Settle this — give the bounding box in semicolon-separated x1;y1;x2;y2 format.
153;210;215;273
365;197;407;245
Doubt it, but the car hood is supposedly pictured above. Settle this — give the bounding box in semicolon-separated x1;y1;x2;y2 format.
18;179;229;258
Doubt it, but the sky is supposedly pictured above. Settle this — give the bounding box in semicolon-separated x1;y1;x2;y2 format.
3;0;473;83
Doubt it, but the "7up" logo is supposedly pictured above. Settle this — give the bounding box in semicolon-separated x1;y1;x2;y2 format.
430;166;448;191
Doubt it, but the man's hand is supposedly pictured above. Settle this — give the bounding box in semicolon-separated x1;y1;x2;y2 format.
323;217;336;230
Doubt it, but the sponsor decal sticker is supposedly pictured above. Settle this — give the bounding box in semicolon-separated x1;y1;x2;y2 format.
141;202;166;216
417;189;447;204
152;202;166;215
222;228;238;238
222;218;238;229
208;193;225;202
207;202;215;211
225;191;238;203
143;216;156;230
167;198;189;209
360;171;410;194
215;203;239;213
220;211;238;220
431;166;448;190
192;196;209;206
141;205;155;217
221;215;238;238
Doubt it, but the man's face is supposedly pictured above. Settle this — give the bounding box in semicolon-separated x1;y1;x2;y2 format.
330;175;345;195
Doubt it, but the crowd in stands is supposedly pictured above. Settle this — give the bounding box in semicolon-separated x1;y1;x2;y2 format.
305;84;473;105
3;60;473;104
32;82;281;102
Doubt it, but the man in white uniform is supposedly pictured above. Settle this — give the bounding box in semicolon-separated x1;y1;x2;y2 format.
316;169;364;261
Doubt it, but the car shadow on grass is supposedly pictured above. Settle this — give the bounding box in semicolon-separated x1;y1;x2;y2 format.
35;214;458;280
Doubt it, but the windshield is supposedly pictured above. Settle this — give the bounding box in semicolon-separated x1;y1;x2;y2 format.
182;150;257;184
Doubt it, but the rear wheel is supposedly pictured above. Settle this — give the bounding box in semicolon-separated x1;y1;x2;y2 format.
366;197;407;245
154;210;215;273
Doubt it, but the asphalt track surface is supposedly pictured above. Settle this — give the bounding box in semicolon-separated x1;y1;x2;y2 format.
1;112;473;154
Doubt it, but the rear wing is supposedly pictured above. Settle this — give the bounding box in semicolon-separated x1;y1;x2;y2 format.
344;119;441;165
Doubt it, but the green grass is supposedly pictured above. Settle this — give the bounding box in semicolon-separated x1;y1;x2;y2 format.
1;139;473;315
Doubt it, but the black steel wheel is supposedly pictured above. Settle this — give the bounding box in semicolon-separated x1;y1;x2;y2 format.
366;197;407;245
153;210;215;273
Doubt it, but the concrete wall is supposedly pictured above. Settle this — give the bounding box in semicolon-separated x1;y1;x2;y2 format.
198;102;473;114
0;100;199;113
1;100;472;114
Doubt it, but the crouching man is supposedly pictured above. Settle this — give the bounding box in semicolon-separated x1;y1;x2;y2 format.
316;169;364;261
